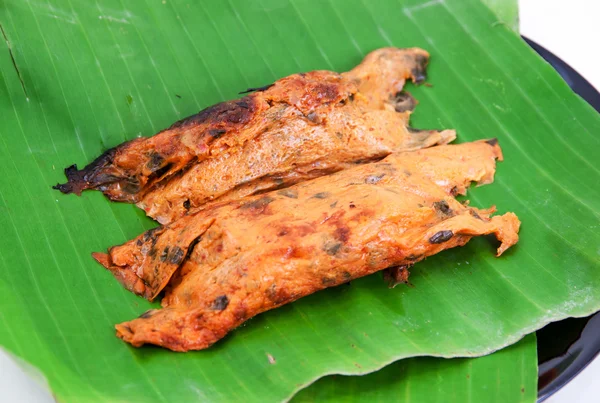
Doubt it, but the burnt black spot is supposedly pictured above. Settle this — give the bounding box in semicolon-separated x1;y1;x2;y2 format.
365;174;385;184
336;132;344;139
323;241;342;256
143;227;161;243
136;239;143;246
343;271;352;280
211;295;229;311
470;210;483;220
87;173;120;188
278;189;298;199
179;234;203;266
485;138;499;146
209;129;226;139
411;54;429;84
53;146;120;195
393;91;417;112
406;254;423;261
330;201;338;208
450;186;460;197
312;192;330;199
146;152;164;171
168;246;185;265
349;203;356;209
123;179;141;194
433;200;452;216
349;94;355;102
241;196;275;212
272;177;285;186
159;246;170;262
183;199;191;210
138;309;156;319
151;163;173;180
236;100;250;109
429;230;454;244
239;83;274;94
169;97;256;130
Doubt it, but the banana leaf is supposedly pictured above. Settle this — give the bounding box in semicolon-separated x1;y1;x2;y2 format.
0;0;598;401
481;0;519;33
293;334;537;403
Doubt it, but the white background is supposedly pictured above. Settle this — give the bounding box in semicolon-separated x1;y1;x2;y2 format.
520;0;600;402
1;1;599;402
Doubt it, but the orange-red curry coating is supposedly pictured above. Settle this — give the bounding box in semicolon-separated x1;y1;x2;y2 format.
93;141;519;351
55;48;455;224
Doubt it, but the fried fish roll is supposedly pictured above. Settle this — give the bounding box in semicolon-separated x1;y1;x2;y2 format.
54;48;455;224
93;140;519;351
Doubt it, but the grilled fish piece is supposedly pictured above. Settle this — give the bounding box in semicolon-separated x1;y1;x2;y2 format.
92;140;520;351
54;48;455;224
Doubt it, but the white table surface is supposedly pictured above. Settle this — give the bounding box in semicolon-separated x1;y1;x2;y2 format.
520;1;600;402
1;1;599;402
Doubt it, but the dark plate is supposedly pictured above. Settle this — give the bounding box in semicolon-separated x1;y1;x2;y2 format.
523;37;600;402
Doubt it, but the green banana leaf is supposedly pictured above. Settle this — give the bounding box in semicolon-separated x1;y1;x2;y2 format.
481;0;520;33
294;334;537;402
1;0;598;401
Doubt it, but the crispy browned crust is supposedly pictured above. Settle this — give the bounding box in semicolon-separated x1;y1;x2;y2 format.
93;140;519;351
54;48;456;224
